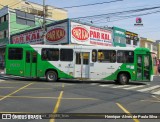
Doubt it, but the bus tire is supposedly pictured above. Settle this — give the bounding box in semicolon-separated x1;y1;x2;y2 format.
46;71;58;82
114;80;119;84
118;73;129;85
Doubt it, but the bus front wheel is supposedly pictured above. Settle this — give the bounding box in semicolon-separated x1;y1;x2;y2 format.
46;71;58;82
118;73;129;85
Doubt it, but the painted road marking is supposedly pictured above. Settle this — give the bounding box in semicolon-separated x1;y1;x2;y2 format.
152;89;160;95
53;91;64;113
123;85;145;90
140;100;160;103
0;95;97;100
140;95;160;103
50;83;64;122
116;103;140;122
99;84;115;87
0;80;6;82
0;87;16;89
137;85;160;92
90;83;98;85
112;85;130;88
0;82;34;101
99;84;160;95
50;91;63;122
99;84;114;87
0;81;28;84
152;95;160;101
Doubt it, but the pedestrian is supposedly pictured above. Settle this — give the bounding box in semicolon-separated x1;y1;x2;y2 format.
158;66;160;74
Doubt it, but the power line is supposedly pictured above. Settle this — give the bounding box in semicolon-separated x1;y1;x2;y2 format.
98;10;160;24
62;0;123;9
72;6;160;19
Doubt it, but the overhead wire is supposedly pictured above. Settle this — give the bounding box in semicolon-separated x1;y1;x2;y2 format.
62;0;123;9
94;9;160;24
72;6;160;19
1;0;160;35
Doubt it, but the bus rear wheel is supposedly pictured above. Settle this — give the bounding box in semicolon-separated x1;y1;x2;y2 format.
46;71;58;82
118;73;129;85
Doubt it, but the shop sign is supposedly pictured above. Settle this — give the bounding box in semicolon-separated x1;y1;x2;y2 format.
46;28;65;42
115;30;125;36
72;26;89;41
46;22;68;44
11;29;43;44
71;22;112;46
134;17;143;26
11;22;68;44
126;31;138;41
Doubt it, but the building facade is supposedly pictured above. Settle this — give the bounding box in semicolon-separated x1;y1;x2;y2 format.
11;19;113;46
156;40;160;60
0;0;68;69
126;31;139;47
112;26;126;47
0;6;56;69
140;37;158;75
0;0;68;20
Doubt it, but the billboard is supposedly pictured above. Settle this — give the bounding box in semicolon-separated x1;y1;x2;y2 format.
11;29;43;44
71;22;113;46
45;22;68;44
11;22;68;44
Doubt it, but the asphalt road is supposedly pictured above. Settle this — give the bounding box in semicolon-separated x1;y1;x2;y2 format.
0;75;160;122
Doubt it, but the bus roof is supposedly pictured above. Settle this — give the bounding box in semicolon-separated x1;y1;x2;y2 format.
6;44;150;51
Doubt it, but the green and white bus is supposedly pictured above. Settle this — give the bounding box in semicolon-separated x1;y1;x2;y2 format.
5;44;153;84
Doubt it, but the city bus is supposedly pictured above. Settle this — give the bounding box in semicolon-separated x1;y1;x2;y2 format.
5;44;153;84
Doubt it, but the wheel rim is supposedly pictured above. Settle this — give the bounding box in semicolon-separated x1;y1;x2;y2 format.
121;75;127;82
48;73;56;80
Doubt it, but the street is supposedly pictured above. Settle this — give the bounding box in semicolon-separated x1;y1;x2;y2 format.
0;75;160;122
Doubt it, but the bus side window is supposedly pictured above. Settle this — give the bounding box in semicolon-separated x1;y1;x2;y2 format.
42;49;48;60
26;51;30;63
92;50;97;62
32;52;37;63
60;49;73;61
110;51;116;63
8;48;23;60
51;50;59;61
117;51;134;63
98;50;116;63
41;48;59;61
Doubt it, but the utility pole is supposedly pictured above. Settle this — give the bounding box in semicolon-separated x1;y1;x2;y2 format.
43;0;46;44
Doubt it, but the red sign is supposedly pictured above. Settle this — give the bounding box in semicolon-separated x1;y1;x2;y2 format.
72;26;89;41
71;22;112;46
46;28;65;42
11;29;43;44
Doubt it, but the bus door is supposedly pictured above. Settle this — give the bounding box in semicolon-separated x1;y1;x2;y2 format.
74;52;90;79
25;51;37;77
137;55;150;81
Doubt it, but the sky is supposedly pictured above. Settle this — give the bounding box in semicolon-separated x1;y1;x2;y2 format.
28;0;160;40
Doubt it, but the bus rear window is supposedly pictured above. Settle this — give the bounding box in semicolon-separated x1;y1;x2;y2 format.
8;48;23;60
